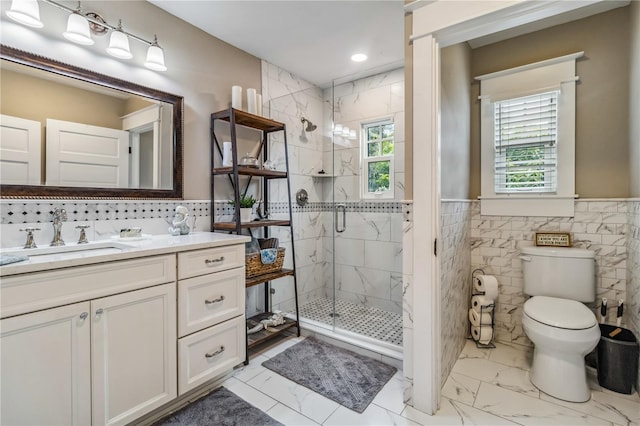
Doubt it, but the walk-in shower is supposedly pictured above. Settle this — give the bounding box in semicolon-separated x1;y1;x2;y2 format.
264;68;405;358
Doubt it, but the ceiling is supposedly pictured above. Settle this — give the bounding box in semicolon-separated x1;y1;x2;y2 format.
149;1;629;88
148;0;405;88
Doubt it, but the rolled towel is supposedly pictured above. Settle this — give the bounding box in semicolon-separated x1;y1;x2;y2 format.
471;325;493;345
471;295;494;312
469;308;492;326
473;274;499;301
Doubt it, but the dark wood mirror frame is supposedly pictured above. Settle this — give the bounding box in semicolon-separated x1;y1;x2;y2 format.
0;44;183;199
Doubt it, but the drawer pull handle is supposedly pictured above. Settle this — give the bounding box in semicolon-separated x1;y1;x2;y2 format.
205;346;225;358
205;295;225;305
79;312;88;320
205;256;225;265
95;308;104;317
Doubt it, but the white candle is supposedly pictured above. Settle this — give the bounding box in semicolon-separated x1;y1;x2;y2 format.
231;85;242;110
256;93;263;116
247;88;257;114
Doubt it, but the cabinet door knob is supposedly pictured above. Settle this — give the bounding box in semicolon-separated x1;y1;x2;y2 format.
205;256;225;265
79;312;88;320
205;346;225;358
204;295;225;305
95;308;104;317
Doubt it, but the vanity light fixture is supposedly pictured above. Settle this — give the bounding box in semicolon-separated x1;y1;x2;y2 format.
106;20;132;59
349;129;357;140
333;124;343;135
6;0;43;28
341;126;351;138
6;0;167;71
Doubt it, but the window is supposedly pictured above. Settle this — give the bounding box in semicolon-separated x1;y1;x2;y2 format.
494;91;558;193
477;52;582;217
362;120;394;198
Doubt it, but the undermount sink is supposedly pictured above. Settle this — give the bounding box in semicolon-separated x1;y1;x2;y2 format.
2;241;135;258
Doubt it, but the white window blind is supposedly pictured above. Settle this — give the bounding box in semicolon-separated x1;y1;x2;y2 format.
494;90;558;193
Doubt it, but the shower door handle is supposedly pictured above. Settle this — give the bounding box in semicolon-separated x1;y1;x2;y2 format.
335;204;346;233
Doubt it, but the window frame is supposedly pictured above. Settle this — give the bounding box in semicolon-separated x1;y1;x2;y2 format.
361;119;395;199
477;52;582;217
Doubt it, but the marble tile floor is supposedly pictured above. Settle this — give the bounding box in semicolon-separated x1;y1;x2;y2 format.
225;335;639;425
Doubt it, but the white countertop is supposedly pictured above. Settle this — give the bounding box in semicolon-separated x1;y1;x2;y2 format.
0;232;250;276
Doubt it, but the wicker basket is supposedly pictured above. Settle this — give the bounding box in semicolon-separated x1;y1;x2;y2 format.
245;247;285;278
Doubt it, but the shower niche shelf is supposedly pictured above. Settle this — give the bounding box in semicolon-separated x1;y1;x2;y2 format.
210;107;301;364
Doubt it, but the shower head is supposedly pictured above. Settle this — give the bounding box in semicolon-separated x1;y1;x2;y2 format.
301;117;317;132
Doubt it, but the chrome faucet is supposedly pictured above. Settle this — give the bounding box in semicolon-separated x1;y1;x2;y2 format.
50;208;68;246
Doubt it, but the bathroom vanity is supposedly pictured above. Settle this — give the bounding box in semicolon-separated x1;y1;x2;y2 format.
0;232;249;426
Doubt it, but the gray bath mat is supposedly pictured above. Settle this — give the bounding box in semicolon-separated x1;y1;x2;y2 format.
156;387;282;426
262;337;397;413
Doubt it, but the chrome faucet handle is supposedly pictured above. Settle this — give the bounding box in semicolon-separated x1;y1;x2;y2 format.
75;225;90;244
52;207;68;221
19;227;40;249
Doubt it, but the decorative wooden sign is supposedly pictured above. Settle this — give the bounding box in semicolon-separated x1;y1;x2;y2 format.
535;232;572;247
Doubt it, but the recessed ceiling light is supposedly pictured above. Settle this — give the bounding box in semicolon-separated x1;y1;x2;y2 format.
351;53;367;62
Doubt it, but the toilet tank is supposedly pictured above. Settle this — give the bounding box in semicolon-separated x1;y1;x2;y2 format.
520;246;595;302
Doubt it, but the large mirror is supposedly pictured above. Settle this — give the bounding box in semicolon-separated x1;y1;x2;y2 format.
0;45;183;199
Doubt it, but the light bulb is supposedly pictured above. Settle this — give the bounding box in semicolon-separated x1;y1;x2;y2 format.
342;126;350;137
63;12;93;45
144;35;167;71
106;21;132;59
333;124;343;135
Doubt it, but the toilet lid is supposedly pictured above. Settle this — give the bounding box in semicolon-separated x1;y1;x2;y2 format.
524;296;596;330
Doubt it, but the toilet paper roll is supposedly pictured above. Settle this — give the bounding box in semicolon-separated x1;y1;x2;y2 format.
471;325;493;345
471;295;494;312
474;274;499;301
468;308;492;326
231;85;242;109
247;88;257;114
222;142;233;167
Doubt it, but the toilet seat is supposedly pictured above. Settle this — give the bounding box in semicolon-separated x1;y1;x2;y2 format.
524;296;596;330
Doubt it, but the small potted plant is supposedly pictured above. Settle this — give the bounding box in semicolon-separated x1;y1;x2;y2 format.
229;194;256;222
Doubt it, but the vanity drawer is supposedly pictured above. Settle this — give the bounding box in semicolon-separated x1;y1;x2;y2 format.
178;315;245;395
177;244;244;279
178;267;245;337
1;255;176;319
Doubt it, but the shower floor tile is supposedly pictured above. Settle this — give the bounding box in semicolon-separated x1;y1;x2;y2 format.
298;298;402;346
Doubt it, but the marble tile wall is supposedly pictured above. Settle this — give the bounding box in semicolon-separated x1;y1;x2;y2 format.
322;68;405;203
440;201;472;385
470;200;630;347
261;62;405;318
627;200;640;391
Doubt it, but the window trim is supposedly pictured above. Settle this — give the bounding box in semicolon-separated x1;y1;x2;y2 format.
361;119;395;199
476;52;583;217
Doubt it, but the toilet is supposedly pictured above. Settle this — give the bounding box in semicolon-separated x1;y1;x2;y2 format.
520;246;600;402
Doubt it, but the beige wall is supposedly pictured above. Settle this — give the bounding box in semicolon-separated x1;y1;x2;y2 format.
440;43;471;199
0;0;261;200
1;69;129;129
470;7;631;199
631;1;640;198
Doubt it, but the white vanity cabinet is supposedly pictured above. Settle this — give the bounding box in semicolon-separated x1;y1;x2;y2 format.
91;283;176;426
1;302;92;426
0;234;248;425
177;246;246;395
0;283;176;426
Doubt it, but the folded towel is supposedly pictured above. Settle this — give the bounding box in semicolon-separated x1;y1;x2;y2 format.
260;248;277;264
0;254;29;266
